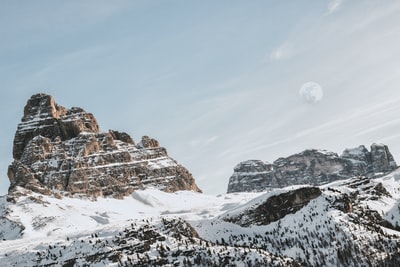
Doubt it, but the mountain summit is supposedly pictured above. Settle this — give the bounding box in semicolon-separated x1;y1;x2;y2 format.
7;93;201;197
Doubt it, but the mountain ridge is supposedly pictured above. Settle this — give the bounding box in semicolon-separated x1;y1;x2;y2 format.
227;144;397;193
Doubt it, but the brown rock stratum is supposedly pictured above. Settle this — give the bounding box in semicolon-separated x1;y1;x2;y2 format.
8;93;201;198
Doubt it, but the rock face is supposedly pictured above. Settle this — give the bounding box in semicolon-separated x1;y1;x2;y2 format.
227;146;397;193
8;93;201;197
224;187;322;227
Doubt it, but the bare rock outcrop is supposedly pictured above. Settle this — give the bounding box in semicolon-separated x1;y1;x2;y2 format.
228;145;397;193
370;143;397;174
223;187;322;227
13;94;99;160
8;93;201;198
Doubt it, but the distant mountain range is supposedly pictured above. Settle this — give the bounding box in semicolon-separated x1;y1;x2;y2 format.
1;93;399;266
227;144;397;193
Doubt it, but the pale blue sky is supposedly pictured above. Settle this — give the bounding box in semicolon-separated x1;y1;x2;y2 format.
2;1;400;195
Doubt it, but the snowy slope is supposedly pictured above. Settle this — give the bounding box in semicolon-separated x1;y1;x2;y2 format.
1;170;400;266
0;187;262;240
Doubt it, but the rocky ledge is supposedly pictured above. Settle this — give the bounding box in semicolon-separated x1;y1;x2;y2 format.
227;145;397;193
8;93;201;198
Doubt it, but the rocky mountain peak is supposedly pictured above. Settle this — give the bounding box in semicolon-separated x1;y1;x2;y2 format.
370;143;397;173
227;144;397;193
233;160;274;173
13;93;99;160
340;145;370;161
23;93;63;120
8;93;201;198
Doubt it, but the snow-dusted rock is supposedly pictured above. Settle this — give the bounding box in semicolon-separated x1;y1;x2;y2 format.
13;93;99;160
224;186;322;227
370;143;397;174
227;160;276;193
7;93;201;198
228;145;397;193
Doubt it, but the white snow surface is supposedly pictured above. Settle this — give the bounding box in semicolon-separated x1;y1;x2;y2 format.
0;187;261;241
1;171;400;266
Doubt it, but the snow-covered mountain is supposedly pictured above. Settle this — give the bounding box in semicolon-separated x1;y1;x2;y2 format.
1;172;400;266
1;93;400;266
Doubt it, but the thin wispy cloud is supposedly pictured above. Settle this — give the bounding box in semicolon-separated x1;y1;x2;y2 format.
349;2;400;32
190;136;219;147
327;0;344;14
269;42;295;61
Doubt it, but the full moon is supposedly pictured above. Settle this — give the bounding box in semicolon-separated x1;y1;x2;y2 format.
299;82;323;103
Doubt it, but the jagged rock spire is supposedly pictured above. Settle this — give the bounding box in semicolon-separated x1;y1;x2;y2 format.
8;93;201;197
13;93;99;160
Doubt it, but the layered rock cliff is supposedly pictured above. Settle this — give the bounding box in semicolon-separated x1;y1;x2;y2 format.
227;145;397;193
8;93;201;197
